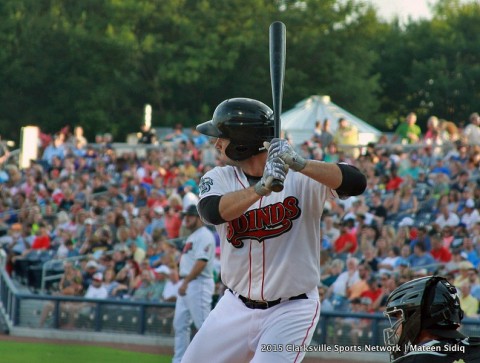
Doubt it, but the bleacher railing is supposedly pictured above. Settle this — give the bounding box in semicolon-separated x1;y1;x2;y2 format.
1;266;479;345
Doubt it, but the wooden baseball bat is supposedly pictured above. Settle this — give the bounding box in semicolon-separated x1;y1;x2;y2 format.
269;21;286;192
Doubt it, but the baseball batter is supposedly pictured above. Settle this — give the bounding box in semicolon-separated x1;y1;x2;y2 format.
181;98;366;363
173;205;216;363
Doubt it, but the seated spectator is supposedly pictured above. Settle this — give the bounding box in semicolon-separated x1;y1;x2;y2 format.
462;235;480;268
84;272;108;299
434;203;460;229
38;261;84;328
333;219;358;259
321;213;340;248
359;246;378;273
461;199;480;231
391;184;418;217
459;283;479;318
368;191;388;226
454;260;475;288
321;259;345;287
360;276;383;312
327;257;360;311
378;246;401;273
430;232;452;263
409;226;431;252
81;260;100;291
347;263;372;299
131;268;161;301
407;241;437;273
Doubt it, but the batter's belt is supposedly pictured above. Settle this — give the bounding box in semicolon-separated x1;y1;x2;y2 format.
228;288;308;309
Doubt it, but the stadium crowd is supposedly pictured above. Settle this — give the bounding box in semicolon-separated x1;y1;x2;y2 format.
0;111;480;328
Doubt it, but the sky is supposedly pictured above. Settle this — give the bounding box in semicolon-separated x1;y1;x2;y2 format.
364;0;433;21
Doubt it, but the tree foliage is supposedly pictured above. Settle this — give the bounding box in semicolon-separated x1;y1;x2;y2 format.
0;0;479;141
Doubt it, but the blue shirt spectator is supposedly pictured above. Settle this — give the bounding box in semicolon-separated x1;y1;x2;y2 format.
408;242;437;273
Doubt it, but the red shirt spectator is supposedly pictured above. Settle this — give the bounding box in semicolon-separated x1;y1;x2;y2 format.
334;221;358;254
164;206;182;239
32;235;51;250
430;232;452;263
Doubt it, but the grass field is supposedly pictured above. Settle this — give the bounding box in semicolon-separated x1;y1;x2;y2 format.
0;341;172;363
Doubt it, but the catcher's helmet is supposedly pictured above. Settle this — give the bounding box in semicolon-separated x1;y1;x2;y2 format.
384;276;465;361
196;98;274;161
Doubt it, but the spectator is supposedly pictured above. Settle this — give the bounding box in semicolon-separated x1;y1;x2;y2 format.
434;203;460;229
461;199;480;231
360;276;383;312
321;259;345;287
407;242;436;273
333;117;359;158
459;283;479;317
84;272;108;299
409;226;431;252
328;257;360;311
378;246;401;273
42;133;66;166
463;112;480;146
347;263;372;299
391;112;422;144
430;232;452;263
318;118;334;152
333;219;358;259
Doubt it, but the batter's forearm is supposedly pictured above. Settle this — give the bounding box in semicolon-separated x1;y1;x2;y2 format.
301;161;366;197
300;160;342;190
219;187;261;221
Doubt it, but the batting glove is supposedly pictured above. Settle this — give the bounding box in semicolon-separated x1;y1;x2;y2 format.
254;157;289;196
264;138;307;172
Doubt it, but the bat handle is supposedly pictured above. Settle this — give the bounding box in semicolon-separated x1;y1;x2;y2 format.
271;178;284;192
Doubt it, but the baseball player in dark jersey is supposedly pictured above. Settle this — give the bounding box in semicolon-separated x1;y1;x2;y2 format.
384;275;480;362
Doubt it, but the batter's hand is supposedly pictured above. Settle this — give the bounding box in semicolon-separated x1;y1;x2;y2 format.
254;157;288;196
264;138;307;172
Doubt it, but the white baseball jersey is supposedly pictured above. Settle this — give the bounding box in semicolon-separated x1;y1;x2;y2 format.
198;165;335;301
179;226;215;279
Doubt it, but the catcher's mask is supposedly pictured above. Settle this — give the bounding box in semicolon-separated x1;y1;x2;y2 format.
196;98;275;161
383;275;465;361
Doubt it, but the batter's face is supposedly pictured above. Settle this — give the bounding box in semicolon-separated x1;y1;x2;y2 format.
214;138;238;166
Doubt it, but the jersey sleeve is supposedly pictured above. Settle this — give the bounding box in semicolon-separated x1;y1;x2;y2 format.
193;229;215;261
198;167;229;199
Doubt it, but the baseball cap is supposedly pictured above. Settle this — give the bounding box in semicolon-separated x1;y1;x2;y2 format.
181;205;199;217
92;272;103;281
466;199;475;208
153;206;165;215
398;217;414;227
86;260;99;269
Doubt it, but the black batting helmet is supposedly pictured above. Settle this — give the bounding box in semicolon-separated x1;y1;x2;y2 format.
196;98;274;161
384;276;465;361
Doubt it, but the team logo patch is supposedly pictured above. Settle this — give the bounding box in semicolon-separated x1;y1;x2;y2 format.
226;196;301;248
199;177;213;195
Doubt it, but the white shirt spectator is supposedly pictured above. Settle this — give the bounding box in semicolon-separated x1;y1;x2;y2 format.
84;273;108;299
435;211;460;229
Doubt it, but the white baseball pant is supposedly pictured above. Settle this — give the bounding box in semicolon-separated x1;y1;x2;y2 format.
180;288;320;363
173;277;214;363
